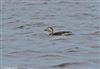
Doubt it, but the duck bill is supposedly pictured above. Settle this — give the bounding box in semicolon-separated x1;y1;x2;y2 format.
44;28;47;31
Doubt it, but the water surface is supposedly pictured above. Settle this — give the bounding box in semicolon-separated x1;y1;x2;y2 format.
1;0;100;69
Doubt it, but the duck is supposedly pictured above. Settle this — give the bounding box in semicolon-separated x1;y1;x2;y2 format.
45;27;72;36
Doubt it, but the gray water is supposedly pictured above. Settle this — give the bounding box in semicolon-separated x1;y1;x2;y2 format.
1;0;100;69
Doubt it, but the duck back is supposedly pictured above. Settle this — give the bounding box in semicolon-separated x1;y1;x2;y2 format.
52;31;72;36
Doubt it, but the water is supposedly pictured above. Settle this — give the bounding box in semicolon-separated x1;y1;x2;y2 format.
1;0;100;69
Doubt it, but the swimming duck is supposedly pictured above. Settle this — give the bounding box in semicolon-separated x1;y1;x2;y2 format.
45;27;72;36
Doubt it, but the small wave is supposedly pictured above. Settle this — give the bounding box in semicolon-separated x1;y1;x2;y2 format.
51;62;80;68
65;47;80;53
38;54;64;58
90;31;100;35
5;50;41;57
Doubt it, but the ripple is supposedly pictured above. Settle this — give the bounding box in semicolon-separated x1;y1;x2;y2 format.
5;50;41;57
65;47;80;53
51;62;81;68
16;25;24;29
51;38;68;42
38;54;65;58
2;16;13;20
32;22;48;27
82;13;94;17
25;22;48;27
91;45;100;48
52;25;65;28
90;31;100;35
24;1;48;6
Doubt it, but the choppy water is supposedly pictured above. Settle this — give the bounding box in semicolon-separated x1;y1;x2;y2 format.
1;0;100;69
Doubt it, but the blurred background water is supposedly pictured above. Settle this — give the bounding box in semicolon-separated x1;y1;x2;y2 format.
1;0;100;69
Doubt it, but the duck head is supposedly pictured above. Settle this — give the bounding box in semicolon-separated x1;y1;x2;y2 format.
45;27;54;35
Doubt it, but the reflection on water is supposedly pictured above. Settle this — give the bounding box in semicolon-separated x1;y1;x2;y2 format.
1;0;100;69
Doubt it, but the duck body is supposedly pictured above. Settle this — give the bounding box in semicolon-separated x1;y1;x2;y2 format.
45;27;72;36
49;31;72;36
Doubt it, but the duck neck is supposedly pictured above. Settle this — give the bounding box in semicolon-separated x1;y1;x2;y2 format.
49;31;53;35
